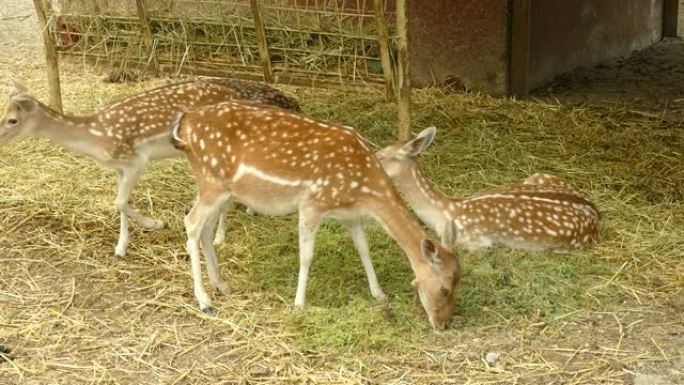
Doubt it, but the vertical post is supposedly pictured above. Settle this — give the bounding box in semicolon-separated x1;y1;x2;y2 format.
32;0;62;113
92;0;103;38
510;0;531;96
662;0;680;37
374;0;394;100
395;0;411;140
249;0;274;82
135;0;159;74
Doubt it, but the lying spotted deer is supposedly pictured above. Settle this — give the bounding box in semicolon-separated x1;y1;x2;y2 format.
376;127;599;251
171;102;461;329
0;78;300;257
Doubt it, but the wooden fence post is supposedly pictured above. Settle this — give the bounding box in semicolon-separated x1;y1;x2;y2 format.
395;0;411;140
662;0;680;37
374;0;394;100
510;0;531;96
249;0;274;82
32;0;62;113
135;0;159;74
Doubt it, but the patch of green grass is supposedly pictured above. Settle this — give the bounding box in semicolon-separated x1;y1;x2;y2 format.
241;216;428;352
287;297;426;353
456;249;615;323
220;207;621;353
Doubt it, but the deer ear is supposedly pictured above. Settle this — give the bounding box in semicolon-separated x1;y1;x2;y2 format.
9;79;29;97
421;239;442;264
441;220;456;248
400;126;436;157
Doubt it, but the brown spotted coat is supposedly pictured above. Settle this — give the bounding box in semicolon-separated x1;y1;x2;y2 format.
376;127;599;251
174;101;461;329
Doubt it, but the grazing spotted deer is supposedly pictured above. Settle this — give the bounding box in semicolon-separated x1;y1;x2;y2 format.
199;77;301;113
0;78;300;257
376;127;599;251
171;102;461;329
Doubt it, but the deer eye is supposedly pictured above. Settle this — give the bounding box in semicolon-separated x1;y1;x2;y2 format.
440;287;449;296
7;118;18;125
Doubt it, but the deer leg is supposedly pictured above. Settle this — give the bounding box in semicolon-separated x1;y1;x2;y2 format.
114;172;130;258
343;221;387;301
113;165;144;257
184;194;228;314
113;162;164;257
214;198;244;245
201;201;232;295
294;206;324;308
213;211;227;246
118;163;165;230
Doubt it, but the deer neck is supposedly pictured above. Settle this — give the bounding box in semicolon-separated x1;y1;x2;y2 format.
392;161;452;231
367;191;433;275
32;105;106;160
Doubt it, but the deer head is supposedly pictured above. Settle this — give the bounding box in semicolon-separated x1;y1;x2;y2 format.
376;126;436;178
412;235;460;329
1;80;40;144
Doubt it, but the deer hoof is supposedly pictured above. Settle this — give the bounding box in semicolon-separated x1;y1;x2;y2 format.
214;282;232;296
141;218;166;230
213;234;226;246
114;246;126;258
201;306;216;316
373;292;388;302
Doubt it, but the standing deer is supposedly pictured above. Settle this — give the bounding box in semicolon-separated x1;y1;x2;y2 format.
0;78;300;257
171;102;461;329
376;127;599;251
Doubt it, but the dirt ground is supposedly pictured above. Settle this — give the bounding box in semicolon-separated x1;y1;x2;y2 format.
0;1;39;84
536;38;684;122
1;2;683;385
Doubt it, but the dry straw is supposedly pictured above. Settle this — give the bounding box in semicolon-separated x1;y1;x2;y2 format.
1;30;683;384
47;0;392;87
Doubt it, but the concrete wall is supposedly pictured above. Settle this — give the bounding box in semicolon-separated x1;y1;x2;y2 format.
409;0;509;94
528;0;664;90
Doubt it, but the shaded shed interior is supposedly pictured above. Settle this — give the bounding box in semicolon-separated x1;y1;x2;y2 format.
527;0;665;91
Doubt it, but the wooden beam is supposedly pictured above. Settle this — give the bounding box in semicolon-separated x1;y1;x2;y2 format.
249;0;274;83
663;0;680;37
32;0;62;113
374;0;394;100
135;0;159;74
510;0;531;96
395;0;411;140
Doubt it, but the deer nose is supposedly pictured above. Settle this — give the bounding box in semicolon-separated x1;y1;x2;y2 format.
429;316;447;330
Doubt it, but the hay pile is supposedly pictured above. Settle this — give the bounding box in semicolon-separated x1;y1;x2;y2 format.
1;45;683;384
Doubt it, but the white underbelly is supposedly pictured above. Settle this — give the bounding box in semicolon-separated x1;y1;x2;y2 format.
234;193;299;216
229;174;302;216
137;136;181;160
